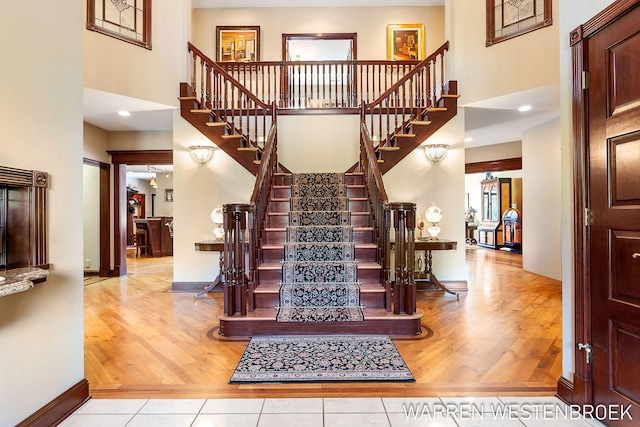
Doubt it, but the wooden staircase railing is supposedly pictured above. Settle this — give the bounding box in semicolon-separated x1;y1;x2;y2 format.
217;58;425;110
183;41;456;176
360;41;458;174
222;115;278;316
183;43;277;175
360;120;417;315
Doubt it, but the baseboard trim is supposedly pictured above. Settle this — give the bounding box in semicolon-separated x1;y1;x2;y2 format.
17;378;89;427
172;281;221;293
556;376;574;404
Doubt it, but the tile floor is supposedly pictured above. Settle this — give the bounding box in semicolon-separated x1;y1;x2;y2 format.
60;396;612;427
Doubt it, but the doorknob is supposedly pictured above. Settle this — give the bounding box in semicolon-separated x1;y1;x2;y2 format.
633;253;640;259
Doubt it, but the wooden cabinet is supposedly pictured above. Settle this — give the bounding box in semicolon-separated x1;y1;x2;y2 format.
134;217;173;257
477;178;514;250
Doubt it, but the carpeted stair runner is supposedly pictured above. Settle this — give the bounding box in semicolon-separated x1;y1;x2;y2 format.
277;173;363;322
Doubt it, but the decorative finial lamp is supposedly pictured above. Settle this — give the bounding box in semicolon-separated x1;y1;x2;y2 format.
425;204;443;240
211;206;224;240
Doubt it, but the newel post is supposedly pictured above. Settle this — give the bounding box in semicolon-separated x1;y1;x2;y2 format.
389;202;417;315
223;203;251;316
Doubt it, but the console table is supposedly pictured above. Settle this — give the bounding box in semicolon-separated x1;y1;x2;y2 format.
414;239;459;299
193;240;224;298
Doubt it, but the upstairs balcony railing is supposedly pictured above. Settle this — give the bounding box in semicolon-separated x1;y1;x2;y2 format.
187;41;448;113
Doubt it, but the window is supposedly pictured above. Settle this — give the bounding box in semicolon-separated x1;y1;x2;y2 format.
486;0;552;46
87;0;152;49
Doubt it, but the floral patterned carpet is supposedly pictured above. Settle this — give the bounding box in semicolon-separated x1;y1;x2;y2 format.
277;173;364;322
229;335;414;383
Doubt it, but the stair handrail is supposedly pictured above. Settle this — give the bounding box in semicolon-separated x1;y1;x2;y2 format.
188;42;271;111
364;41;449;111
247;107;279;312
360;117;392;311
361;114;417;316
362;41;449;154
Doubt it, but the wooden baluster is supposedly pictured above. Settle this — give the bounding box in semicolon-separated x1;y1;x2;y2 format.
223;206;235;316
405;205;416;315
383;206;392;311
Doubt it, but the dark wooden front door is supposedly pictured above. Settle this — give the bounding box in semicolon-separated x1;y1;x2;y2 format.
587;4;640;424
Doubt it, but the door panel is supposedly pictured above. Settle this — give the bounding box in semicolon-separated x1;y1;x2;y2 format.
588;4;640;425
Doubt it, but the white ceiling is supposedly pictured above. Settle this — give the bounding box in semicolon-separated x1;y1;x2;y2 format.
83;0;560;150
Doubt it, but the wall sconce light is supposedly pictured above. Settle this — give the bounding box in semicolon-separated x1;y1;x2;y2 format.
424;144;449;163
189;145;214;166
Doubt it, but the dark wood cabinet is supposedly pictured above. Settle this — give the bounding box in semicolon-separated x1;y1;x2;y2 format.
477;178;513;250
134;217;173;257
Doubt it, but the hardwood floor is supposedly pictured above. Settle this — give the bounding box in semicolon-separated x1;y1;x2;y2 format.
85;246;562;398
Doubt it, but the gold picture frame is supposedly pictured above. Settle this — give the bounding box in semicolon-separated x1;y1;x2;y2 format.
387;24;425;61
216;26;260;62
165;189;174;202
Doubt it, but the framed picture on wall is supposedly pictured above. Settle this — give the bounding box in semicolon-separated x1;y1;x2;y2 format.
387;24;425;60
165;189;174;202
215;26;260;62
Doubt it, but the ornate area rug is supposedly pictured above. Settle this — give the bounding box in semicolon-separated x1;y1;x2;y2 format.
277;173;364;322
229;335;415;383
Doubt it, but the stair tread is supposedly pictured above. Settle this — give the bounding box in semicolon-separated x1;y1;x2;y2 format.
258;261;381;270
262;242;377;249
254;283;386;293
219;307;423;321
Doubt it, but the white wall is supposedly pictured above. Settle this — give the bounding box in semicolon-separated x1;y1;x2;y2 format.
83;122;111;163
522;118;561;280
84;1;190;107
108;130;174;151
385;111;466;282
278;115;360;173
153;172;175;217
465;141;522;164
0;1;84;425
193;7;445;62
451;0;560;105
172;112;255;283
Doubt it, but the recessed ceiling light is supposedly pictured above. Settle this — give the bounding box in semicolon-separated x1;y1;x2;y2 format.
118;110;131;117
464;137;473;142
518;105;532;112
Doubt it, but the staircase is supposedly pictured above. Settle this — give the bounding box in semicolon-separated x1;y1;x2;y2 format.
180;41;458;337
218;171;423;337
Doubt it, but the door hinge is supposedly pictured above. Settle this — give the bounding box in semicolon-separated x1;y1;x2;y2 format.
582;71;590;90
584;208;593;226
578;342;593;364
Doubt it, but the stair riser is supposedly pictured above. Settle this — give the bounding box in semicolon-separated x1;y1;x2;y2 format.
273;174;364;186
272;187;366;199
218;316;421;337
257;268;382;285
269;199;369;212
263;228;374;245
253;290;387;309
260;246;377;264
266;213;372;228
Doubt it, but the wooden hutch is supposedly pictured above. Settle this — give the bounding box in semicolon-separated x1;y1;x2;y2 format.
477;177;522;250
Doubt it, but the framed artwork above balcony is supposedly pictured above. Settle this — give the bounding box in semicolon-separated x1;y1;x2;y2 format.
216;26;260;62
387;24;425;61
